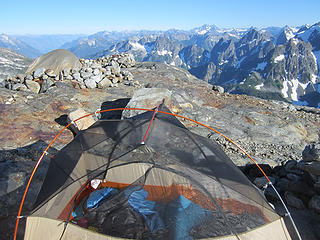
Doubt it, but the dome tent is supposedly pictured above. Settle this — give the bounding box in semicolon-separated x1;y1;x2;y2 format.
17;104;294;240
25;49;82;76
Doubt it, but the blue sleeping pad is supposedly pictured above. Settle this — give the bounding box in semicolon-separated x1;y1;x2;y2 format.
165;195;212;240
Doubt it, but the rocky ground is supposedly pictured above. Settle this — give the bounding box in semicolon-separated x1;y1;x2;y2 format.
0;55;319;239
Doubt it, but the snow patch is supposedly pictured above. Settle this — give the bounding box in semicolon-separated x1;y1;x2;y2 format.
311;74;317;84
282;80;289;98
274;54;285;63
197;30;208;35
157;49;172;56
87;40;95;47
170;61;175;66
291;79;300;101
292;38;299;45
282;78;311;101
219;59;228;65
255;83;264;90
256;62;267;71
129;41;146;51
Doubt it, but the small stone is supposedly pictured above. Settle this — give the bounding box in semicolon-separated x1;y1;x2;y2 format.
41;74;48;80
81;71;92;79
212;85;224;93
25;74;33;80
16;74;25;82
308;195;320;214
84;78;96;89
12;83;27;91
90;74;102;83
134;80;140;86
45;69;56;77
73;72;81;80
112;77;119;84
284;191;305;209
97;78;112;89
65;75;73;80
63;69;70;77
40;78;55;93
85;67;93;73
93;69;100;76
25;80;40;93
67;108;96;133
33;68;46;78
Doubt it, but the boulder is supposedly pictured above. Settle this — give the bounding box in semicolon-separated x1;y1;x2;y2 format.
12;83;27;91
122;88;172;119
97;78;112;89
26;49;82;76
264;185;279;202
212;85;224;93
73;72;81;80
25;80;40;94
308;195;320;214
284;191;305;209
40;78;55;93
84;78;96;89
276;177;290;193
304;162;320;176
33;68;45;78
93;69;100;76
45;69;56;77
247;164;272;178
286;173;301;182
67;109;96;133
81;71;92;79
90;74;102;83
284;160;297;171
288;180;316;197
302;143;320;162
253;176;275;189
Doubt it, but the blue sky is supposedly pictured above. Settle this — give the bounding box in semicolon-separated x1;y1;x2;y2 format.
1;0;319;34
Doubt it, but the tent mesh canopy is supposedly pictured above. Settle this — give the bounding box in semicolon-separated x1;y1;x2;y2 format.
28;106;282;240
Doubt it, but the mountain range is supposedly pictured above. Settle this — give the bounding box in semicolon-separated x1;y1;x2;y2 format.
0;22;319;107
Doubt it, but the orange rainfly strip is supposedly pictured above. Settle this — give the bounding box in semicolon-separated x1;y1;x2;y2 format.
14;107;272;240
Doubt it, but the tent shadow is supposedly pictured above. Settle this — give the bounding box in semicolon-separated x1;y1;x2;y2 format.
100;98;131;120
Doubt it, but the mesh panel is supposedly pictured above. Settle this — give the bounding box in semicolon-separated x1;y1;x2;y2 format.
31;111;280;239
